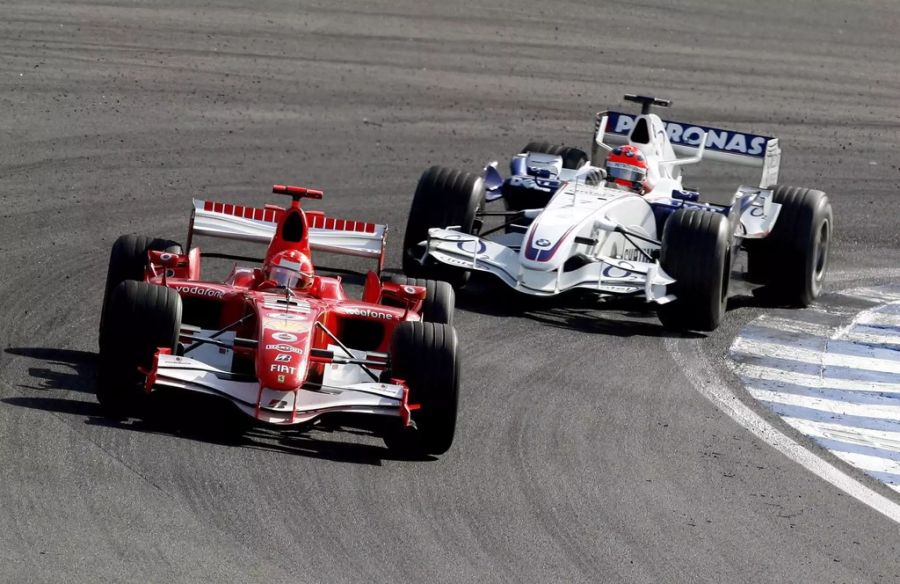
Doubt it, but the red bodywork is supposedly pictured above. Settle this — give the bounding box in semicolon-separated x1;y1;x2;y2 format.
140;186;426;424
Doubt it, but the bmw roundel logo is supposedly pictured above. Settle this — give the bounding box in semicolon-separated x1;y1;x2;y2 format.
535;238;551;248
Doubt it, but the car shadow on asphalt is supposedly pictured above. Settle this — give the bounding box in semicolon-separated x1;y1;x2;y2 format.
245;425;439;464
455;275;706;338
452;271;786;338
4;347;98;392
2;347;433;465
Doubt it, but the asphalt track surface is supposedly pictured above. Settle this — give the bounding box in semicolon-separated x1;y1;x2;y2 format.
1;1;899;582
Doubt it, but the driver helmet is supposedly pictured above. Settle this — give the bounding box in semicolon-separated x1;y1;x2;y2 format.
605;145;649;194
263;249;314;290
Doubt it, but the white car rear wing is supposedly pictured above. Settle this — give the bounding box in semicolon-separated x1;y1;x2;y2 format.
188;199;387;269
598;111;781;188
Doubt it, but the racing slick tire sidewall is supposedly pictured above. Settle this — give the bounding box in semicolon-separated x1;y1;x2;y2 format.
520;141;589;170
383;321;459;456
746;186;832;307
97;281;182;418
506;142;590;213
389;275;455;326
99;234;183;349
402;166;485;288
657;209;731;332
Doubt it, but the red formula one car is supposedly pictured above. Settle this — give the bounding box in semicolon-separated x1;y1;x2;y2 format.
97;185;460;455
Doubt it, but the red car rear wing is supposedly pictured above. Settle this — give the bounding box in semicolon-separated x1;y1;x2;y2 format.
187;199;387;272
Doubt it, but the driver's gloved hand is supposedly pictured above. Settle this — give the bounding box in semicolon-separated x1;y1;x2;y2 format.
585;168;606;186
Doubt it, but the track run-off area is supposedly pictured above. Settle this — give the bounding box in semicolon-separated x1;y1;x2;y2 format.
1;1;899;583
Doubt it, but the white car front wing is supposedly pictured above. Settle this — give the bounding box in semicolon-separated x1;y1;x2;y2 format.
424;228;675;302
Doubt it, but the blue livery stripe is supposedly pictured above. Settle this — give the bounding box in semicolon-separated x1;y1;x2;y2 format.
607;111;771;159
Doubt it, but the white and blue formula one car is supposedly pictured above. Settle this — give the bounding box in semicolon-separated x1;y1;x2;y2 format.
402;95;833;332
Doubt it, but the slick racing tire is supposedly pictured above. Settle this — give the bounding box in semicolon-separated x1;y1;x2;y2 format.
390;275;455;326
506;142;590;213
383;321;459;456
520;141;589;170
746;186;832;307
402;166;485;288
96;281;182;419
658;209;731;332
99;234;183;349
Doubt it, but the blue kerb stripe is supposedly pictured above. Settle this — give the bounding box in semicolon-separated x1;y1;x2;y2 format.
761;401;900;434
857;469;900;486
745;378;900;406
814;437;900;465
